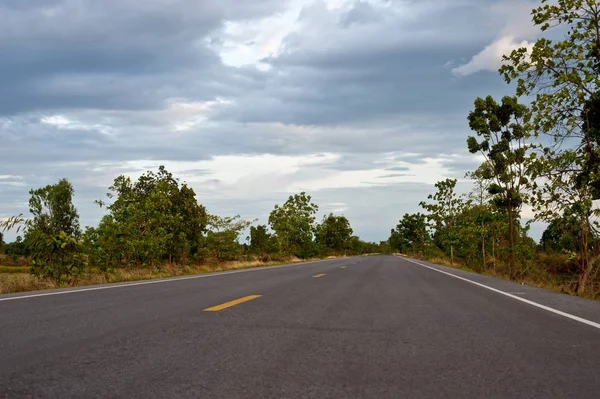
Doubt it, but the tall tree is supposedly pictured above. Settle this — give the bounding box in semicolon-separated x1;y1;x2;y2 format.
500;0;600;291
467;95;534;278
268;192;319;258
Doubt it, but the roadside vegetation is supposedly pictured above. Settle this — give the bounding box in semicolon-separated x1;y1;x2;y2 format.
389;0;600;300
0;168;385;294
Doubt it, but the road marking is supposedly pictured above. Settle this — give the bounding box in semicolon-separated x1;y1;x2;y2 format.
340;266;347;269
0;257;355;302
204;295;262;312
313;274;326;278
400;257;600;331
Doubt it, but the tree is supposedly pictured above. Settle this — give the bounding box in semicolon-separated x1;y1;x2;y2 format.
500;0;600;292
390;213;430;255
248;225;277;257
467;95;534;278
202;214;253;262
95;166;208;267
314;213;353;255
466;164;496;269
419;179;466;265
27;178;81;239
268;192;319;258
540;215;579;253
0;179;85;283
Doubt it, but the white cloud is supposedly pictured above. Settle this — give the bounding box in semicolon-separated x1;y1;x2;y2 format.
41;115;71;126
452;35;534;76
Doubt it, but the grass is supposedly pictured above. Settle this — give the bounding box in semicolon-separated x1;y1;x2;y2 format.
404;253;600;301
0;256;344;295
0;265;29;274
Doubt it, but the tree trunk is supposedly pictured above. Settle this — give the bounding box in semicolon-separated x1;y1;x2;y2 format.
507;206;516;279
481;225;486;271
450;245;454;266
492;237;496;273
577;218;592;295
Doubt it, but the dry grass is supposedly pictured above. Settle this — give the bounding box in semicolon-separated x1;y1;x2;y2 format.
0;274;57;294
0;256;342;295
0;266;29;274
418;256;600;301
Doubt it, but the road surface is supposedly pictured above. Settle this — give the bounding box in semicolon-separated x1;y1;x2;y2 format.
1;255;600;398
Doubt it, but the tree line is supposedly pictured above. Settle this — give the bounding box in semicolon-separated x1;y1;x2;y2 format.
389;0;600;298
0;166;384;284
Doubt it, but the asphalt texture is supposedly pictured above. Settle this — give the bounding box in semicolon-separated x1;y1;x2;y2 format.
1;255;600;398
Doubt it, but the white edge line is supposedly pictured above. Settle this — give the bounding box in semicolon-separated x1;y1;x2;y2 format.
399;256;600;331
0;257;347;302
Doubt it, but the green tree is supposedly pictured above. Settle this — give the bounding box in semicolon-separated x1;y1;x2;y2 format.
95;166;208;267
540;215;579;253
202;214;253;261
467;95;534;278
268;192;319;259
500;0;600;293
315;213;353;255
390;213;430;255
419;179;466;265
27;178;81;239
248;225;276;257
0;179;85;283
465;164;496;269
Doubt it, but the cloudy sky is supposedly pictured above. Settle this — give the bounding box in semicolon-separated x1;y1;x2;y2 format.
0;0;545;242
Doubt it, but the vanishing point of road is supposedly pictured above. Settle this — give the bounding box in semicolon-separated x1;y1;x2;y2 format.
1;255;600;398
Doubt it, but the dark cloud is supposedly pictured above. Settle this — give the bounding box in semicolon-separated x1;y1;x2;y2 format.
0;0;290;115
0;0;541;242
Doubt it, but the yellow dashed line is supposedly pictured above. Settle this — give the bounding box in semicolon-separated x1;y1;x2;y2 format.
204;295;262;312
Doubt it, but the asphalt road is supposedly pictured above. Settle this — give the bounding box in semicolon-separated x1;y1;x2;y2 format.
1;255;600;398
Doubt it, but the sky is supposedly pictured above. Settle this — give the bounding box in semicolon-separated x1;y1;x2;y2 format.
0;0;546;243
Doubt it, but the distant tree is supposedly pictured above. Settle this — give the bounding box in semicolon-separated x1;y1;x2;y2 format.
268;192;319;259
202;214;253;261
540;216;579;254
390;213;430;255
248;225;275;257
315;213;353;255
419;178;466;265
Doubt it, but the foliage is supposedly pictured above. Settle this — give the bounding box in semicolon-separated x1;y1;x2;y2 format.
389;213;430;255
202;214;254;262
500;0;600;292
268;192;319;258
314;213;353;254
93;166;208;267
419;178;467;264
248;225;277;257
467;95;534;277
